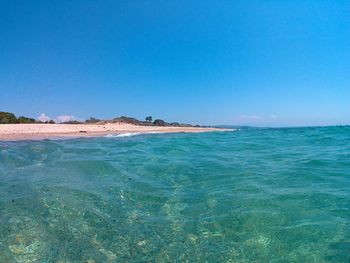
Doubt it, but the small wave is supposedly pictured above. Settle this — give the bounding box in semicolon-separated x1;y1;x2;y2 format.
105;133;140;138
105;132;161;138
116;133;142;137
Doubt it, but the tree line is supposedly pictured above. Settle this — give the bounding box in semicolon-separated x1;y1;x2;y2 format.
0;112;55;124
0;112;199;127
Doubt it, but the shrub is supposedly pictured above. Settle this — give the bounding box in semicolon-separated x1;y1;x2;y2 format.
170;122;180;127
61;120;82;124
17;116;36;123
113;116;141;125
85;117;100;123
0;112;18;124
153;119;169;126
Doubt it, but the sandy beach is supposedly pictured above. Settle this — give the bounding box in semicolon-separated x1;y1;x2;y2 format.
0;123;232;141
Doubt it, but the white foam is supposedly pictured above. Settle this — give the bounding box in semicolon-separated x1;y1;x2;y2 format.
105;132;142;138
116;132;142;137
105;131;164;138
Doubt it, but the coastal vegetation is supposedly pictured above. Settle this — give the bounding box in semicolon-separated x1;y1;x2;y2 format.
0;112;18;124
0;112;46;124
0;111;200;127
17;116;36;123
110;116;196;127
85;117;101;123
61;120;81;124
153;119;167;126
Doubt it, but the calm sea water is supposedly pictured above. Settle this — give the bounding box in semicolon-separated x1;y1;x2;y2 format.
0;127;350;262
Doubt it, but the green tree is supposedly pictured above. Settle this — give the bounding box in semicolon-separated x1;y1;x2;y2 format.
0;112;18;124
145;116;153;122
18;116;36;123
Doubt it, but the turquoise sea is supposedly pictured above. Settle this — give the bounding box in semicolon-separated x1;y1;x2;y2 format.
0;126;350;262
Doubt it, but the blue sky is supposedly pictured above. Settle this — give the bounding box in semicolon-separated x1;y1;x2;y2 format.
0;0;349;126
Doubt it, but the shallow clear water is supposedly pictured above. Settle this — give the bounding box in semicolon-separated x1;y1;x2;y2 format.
1;127;350;262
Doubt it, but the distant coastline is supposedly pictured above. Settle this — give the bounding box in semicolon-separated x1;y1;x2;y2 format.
0;112;233;141
0;111;207;127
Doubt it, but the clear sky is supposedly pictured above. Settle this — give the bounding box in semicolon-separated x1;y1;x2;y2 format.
1;0;349;126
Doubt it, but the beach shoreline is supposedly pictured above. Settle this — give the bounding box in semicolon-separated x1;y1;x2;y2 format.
0;123;233;141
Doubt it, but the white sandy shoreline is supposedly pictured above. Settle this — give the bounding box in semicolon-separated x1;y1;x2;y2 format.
0;123;233;141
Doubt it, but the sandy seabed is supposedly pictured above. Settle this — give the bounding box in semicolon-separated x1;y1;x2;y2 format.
0;123;232;141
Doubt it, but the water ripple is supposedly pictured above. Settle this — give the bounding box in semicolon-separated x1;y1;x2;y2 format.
0;127;350;262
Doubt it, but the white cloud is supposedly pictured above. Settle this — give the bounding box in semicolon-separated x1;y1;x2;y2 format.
55;115;76;123
37;113;51;122
270;114;278;119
